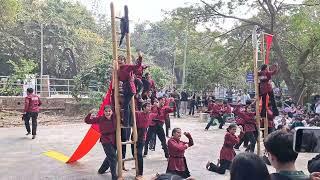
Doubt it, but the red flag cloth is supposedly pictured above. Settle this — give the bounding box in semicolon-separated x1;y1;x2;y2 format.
265;34;273;65
66;83;113;163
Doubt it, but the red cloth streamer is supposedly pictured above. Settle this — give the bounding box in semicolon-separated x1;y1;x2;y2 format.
265;34;273;65
66;83;113;163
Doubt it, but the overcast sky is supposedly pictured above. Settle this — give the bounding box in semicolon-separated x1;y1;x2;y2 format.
76;0;302;31
78;0;194;23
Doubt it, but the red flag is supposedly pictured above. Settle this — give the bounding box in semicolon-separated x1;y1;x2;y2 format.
265;34;273;65
66;83;113;163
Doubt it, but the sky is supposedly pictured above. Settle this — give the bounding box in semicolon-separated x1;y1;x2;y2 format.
78;0;195;23
76;0;303;31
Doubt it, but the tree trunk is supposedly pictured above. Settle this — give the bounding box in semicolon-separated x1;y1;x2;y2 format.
272;36;304;103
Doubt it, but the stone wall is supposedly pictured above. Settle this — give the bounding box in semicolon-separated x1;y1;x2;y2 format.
0;96;67;111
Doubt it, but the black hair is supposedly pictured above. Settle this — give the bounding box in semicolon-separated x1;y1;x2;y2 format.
171;128;181;136
104;105;113;111
118;55;126;62
230;152;270;180
145;72;150;77
245;100;252;105
157;97;164;101
27;88;34;93
142;102;150;110
260;64;268;71
227;123;237;132
264;130;298;163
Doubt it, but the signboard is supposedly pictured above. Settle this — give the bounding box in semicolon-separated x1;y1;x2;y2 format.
246;72;254;83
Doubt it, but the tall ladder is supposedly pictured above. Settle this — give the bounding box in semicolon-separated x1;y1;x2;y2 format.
110;2;139;179
253;26;273;155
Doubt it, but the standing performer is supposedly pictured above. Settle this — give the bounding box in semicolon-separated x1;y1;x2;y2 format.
144;97;175;158
206;124;240;174
134;51;149;99
258;63;279;117
84;105;117;180
23;88;42;139
171;89;181;118
129;102;157;177
166;128;194;179
205;99;224;130
165;97;175;137
233;103;257;152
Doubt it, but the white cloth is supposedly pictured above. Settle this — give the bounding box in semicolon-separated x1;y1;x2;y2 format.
316;101;320;114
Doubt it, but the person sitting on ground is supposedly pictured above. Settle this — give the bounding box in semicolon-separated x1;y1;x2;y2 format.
206;123;241;174
264;130;310;180
230;152;270;180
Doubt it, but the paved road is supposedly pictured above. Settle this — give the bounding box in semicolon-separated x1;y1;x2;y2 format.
0;116;316;180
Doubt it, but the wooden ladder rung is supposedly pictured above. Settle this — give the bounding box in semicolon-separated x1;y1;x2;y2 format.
118;48;127;52
123;157;135;162
260;128;265;131
121;125;132;129
121;141;134;145
116;32;122;35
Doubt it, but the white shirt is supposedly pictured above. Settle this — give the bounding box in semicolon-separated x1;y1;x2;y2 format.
316;101;320;114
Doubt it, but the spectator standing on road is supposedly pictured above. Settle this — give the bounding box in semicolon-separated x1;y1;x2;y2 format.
180;90;188;115
171;89;181;118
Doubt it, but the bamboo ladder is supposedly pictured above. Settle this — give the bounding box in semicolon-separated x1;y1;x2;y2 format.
110;2;139;179
253;26;273;155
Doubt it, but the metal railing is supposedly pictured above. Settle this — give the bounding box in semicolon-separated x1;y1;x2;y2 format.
0;76;98;97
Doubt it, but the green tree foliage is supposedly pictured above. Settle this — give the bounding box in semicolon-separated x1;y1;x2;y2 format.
0;59;37;95
0;0;21;26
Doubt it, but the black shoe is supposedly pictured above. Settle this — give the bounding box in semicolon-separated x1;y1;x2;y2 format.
26;132;31;136
32;135;36;139
272;108;279;116
98;169;106;174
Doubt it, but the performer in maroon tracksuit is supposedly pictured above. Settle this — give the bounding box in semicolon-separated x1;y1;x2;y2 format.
143;72;157;103
134;51;149;97
258;63;279;117
206;124;240;174
118;55;137;163
233;104;257;152
84;105;117;180
144;97;175;158
166;128;194;178
23;88;42;139
205;99;224;130
127;102;157;177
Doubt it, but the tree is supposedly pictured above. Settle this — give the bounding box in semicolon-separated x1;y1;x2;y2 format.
0;59;37;96
185;0;320;103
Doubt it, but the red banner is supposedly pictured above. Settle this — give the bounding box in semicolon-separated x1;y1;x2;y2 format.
265;34;273;65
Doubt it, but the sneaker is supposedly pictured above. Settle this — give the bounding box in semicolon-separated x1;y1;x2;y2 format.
26;132;31;136
32;135;36;139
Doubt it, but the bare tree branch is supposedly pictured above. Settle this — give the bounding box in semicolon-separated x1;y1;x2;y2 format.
225;35;252;66
210;24;252;39
200;0;272;33
281;39;303;52
258;0;270;16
